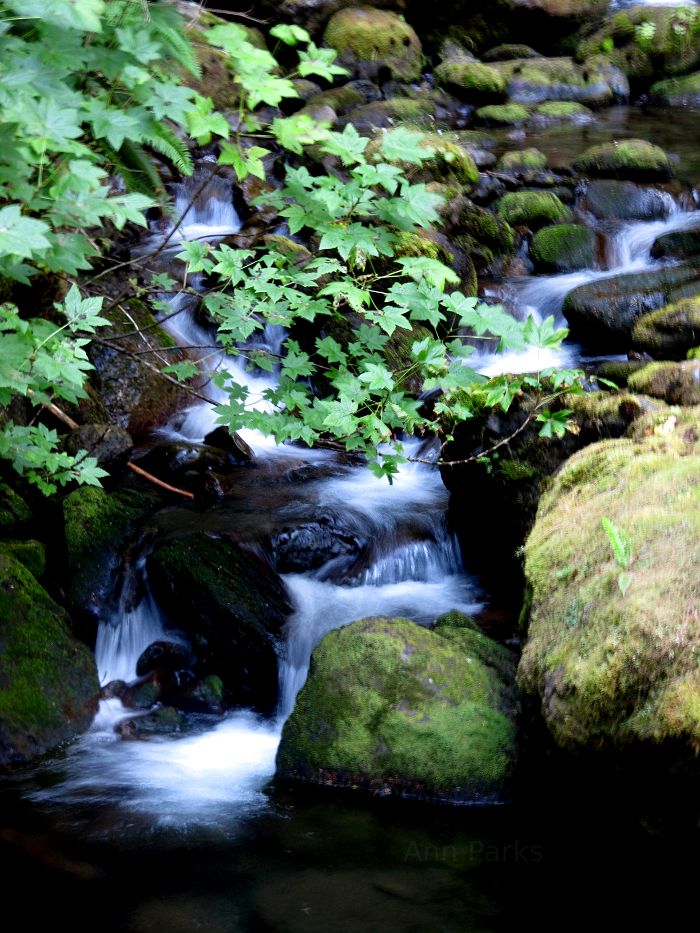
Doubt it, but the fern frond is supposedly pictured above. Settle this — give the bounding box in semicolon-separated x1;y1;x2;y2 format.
142;121;194;177
150;6;202;78
93;138;166;201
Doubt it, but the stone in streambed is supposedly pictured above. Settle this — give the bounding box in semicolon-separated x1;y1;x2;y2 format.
519;408;700;774
530;224;597;273
632;296;700;359
582;180;673;221
116;706;185;739
495;190;572;228
276;615;518;804
651;228;700;262
497;148;547;172
434;61;507;101
136;641;194;678
573;140;671;181
475;103;529;126
627;360;700;406
651;71;700;107
324;8;422;82
0;554;99;768
492;56;628;107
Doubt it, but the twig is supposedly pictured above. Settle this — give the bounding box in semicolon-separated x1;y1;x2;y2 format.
408;412;535;467
126;461;195;499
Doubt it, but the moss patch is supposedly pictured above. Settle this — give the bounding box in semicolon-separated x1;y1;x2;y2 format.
324;8;422;82
530;223;597;272
627;360;700;406
497;148;547;172
475;103;530;126
495;190;572;228
0;539;45;579
573;139;671;181
434;60;507;100
632;296;700;359
277;616;518;803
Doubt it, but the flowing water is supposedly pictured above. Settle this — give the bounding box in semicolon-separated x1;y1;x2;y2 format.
3;117;699;930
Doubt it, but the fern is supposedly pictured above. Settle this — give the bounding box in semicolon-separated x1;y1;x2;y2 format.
601;517;633;569
151;14;202;78
100;138;167;200
143;121;194;176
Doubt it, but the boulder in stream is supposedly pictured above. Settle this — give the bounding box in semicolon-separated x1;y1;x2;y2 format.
492;56;628;106
276;614;518;804
572;140;671;182
0;553;99;768
494;190;572;228
581;180;673;221
519;407;700;775
530;223;597;272
632;296;700;359
651;228;700;262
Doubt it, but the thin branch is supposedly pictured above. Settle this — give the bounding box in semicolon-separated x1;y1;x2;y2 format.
127;462;195;499
408;412;535;467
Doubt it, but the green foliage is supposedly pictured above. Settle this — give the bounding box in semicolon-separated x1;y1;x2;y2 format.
601;516;633;595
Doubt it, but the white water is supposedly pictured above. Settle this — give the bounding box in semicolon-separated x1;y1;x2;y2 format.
472;198;700;376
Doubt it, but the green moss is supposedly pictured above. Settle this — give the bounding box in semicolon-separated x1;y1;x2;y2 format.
573;139;671;181
530;224;597;272
0;554;98;767
324;8;422;82
433;609;480;632
492;55;624;106
632;296;700;359
0;539;45;579
475;104;530;126
519;412;700;758
495;190;572;228
651;70;700;105
535;100;593;119
307;85;367;115
499;459;539;482
627;360;700;406
417;133;479;187
688;347;700;360
277;616;518;802
0;483;31;530
453;202;515;257
434;60;507;99
497;148;547;172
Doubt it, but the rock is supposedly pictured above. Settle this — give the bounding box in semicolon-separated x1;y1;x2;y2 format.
0;483;31;530
434;61;507;101
0;554;99;768
484;44;542;62
176;674;225;715
493;56;628;106
202;426;254;462
497;148;547;172
100;680;127;700
495;190;572;228
307;82;378;116
122;676;161;710
63;423;133;470
627;360;700;406
530;100;594;123
446;198;515;268
271;516;363;573
276;615;518;804
475;103;530;126
593;360;649;388
0;539;45;579
632;296;700;359
573;140;672;182
530;224;597;273
577;6;700;82
563;264;700;348
582;180;673;221
651;70;700;106
507;0;608;17
63;486;153;636
147;532;291;714
651;228;700;261
136;641;194;678
263;0;407;35
519;407;700;770
323;7;422;83
116;706;185;739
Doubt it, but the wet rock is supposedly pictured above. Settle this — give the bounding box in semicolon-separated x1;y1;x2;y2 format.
573;140;671;182
650;70;700;106
271;515;364;573
497;148;547;173
632;296;700;359
530;224;597;273
0;554;99;769
203;426;254;463
277;615;518;804
519;407;700;775
434;60;507;102
495;190;572;228
470;173;508;205
529;100;594;124
651;228;700;261
475;103;530;126
100;680;127;700
563;264;700;348
493;56;628;106
63;423;133;470
167;674;225;715
147;532;291;714
116;706;185;739
582;180;673;221
627;360;700;406
122;675;161;710
324;7;422;82
136;640;194;678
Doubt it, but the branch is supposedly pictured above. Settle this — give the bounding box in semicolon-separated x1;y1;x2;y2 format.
127;462;195;499
408;412;535;467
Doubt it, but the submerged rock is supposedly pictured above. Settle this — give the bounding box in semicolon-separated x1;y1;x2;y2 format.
519;407;700;773
0;554;99;768
277;615;518;804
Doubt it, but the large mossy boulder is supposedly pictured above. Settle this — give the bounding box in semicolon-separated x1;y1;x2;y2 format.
434;60;507;101
493;56;628;106
323;7;422;82
632;296;700;359
147;532;291;714
268;0;407;34
650;70;700;106
582;179;673;221
577;6;700;83
0;554;99;768
277;615;518;804
495;190;572;228
572;139;671;181
530;224;597;273
627;360;700;406
0;483;31;531
562;264;700;348
519;408;700;769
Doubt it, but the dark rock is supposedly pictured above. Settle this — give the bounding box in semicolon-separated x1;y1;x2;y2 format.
651;227;700;261
136;640;194;678
203;426;254;462
122;675;161;710
582;180;674;221
116;706;185;739
271;515;364;573
64;423;133;469
100;680;127;700
0;554;99;769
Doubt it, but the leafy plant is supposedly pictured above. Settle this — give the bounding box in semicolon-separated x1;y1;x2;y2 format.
601;516;633;596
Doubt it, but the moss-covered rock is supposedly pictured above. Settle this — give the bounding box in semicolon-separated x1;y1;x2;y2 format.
0;483;31;531
632;296;700;359
434;60;507;100
484;44;542;62
650;70;700;105
446;199;515;267
324;7;422;82
519;409;700;766
582;179;673;221
277;615;518;803
573;139;672;181
495;190;572;228
563;264;700;348
0;554;98;768
627;360;700;405
530;224;597;272
475;103;530;125
497;148;547;172
147;532;291;714
651;228;700;262
532;100;594;122
577;6;700;82
0;539;45;579
492;55;628;106
307;83;370;116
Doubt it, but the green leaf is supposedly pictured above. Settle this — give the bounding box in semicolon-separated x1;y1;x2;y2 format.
269;24;310;46
601;517;633;570
319;125;368;166
0;206;51;260
162;361;200;382
397;257;460;292
297;43;348;81
379;127;432;164
6;0;105;33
